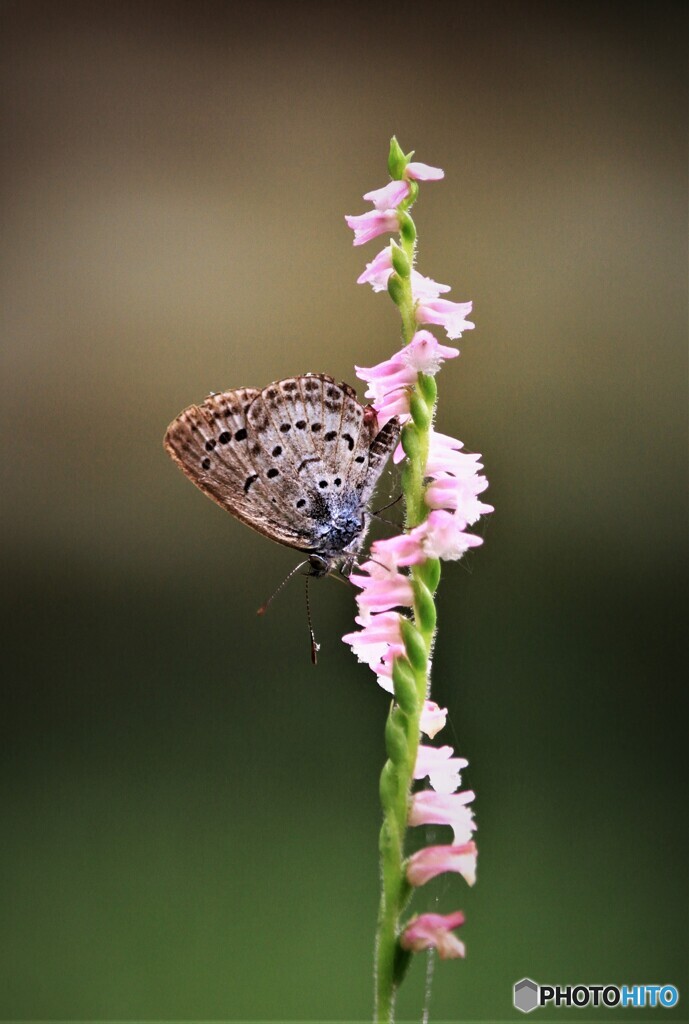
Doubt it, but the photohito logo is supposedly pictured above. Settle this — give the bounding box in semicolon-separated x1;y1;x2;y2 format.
513;978;679;1013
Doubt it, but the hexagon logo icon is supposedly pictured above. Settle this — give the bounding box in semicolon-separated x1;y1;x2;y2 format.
514;978;539;1013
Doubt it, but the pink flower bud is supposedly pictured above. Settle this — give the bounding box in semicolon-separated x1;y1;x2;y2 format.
404;161;445;182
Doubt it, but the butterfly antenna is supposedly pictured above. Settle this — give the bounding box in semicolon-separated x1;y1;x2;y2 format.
257;559;310;616
370;492;403;527
373;493;403;515
305;576;320;666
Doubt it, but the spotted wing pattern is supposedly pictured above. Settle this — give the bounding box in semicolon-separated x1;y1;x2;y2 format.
164;373;399;556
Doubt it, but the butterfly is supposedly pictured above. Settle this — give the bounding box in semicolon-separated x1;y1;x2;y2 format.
163;373;400;578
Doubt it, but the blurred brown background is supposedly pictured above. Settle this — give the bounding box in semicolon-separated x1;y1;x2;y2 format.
1;1;687;1020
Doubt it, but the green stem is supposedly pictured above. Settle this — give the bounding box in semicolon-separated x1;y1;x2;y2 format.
373;221;440;1016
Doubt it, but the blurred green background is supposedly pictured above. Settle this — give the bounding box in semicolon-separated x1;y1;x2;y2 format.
1;2;686;1021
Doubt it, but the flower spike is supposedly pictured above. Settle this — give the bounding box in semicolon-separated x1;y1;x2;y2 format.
342;139;491;1020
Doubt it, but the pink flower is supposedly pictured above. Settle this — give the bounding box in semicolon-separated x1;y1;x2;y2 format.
357;246;394;291
344;610;402;647
387;510;482;564
356;331;459;426
407;842;477;887
427;429;466;452
409;789;476;845
372;645;404;694
350;560;414;614
420;701;448;738
404;161;445;182
425;432;480;475
410;270;452;301
363;180;411;210
341;610;405;692
346;179;411;247
370;533;425;569
418;510;484;561
355;352;415;425
342;611;403;670
424;476;494;526
357;251;453;305
402;330;459;374
415;744;468;794
415;429;494;527
400;911;466;959
416;297;475;340
345;209;400;247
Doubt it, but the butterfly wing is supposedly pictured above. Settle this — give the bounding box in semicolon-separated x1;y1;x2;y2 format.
244;374;399;556
245;374;378;494
359;416;401;504
164;386;320;550
164;374;399;556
